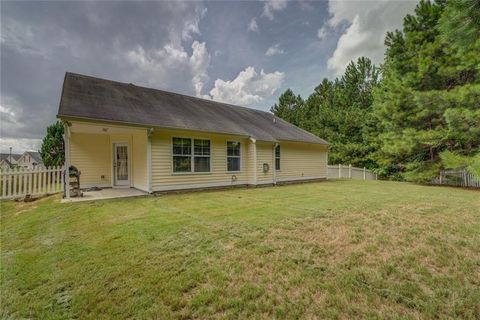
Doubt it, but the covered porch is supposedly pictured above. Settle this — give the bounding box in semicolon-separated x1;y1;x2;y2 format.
61;187;148;203
63;120;151;200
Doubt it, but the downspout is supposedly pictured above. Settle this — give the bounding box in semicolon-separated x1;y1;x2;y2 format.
63;121;71;199
273;142;278;185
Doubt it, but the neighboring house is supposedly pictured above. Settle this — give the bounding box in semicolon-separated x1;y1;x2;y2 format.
57;72;329;197
16;151;44;169
0;153;21;169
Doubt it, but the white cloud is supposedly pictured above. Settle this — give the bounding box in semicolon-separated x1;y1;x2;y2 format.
126;40;210;97
0;138;42;153
207;66;285;105
317;26;328;40
0;96;44;152
265;44;285;57
248;18;259;32
323;0;417;75
181;7;207;41
190;41;211;97
125;3;211;96
262;0;287;20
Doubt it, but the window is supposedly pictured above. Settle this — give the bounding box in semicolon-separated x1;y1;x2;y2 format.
275;145;281;171
194;139;210;172
172;137;191;172
172;137;210;173
227;141;241;172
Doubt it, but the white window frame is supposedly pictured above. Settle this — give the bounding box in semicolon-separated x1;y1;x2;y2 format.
226;141;241;172
275;144;281;171
171;136;211;174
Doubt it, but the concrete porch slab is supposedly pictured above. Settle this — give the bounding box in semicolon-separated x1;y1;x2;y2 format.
61;188;149;203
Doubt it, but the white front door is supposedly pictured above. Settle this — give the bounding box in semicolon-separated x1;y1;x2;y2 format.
113;143;130;186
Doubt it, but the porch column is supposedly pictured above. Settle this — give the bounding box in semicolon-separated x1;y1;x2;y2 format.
63;121;71;199
147;128;153;193
250;137;257;186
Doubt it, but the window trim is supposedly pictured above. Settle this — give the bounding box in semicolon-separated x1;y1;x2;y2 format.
226;140;241;173
171;136;212;174
275;144;281;171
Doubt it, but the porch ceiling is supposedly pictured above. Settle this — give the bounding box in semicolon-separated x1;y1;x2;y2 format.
69;121;147;135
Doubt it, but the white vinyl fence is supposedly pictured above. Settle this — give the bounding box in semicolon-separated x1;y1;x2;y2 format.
0;166;65;200
432;169;480;188
327;164;377;181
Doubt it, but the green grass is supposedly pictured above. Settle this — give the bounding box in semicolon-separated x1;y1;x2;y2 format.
1;180;479;319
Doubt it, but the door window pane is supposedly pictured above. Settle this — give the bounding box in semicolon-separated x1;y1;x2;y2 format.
116;146;128;180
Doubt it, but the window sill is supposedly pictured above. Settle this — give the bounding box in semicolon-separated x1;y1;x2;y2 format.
226;171;242;174
171;172;212;176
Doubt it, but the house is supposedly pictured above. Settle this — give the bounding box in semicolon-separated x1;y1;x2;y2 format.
0;153;21;169
16;151;44;169
57;72;329;198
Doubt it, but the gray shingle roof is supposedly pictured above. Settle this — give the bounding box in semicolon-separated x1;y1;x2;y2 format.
0;153;21;163
57;72;329;145
25;151;43;164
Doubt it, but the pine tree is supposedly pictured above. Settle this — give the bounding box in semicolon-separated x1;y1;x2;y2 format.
40;121;65;167
270;89;304;126
374;0;480;181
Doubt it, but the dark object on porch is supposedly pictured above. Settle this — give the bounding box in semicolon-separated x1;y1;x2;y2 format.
64;165;83;198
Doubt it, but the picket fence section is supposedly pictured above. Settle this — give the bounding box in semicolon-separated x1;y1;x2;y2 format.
432;169;480;188
0;166;65;200
327;164;377;181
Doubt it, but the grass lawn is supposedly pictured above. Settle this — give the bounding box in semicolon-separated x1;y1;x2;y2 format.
1;180;479;319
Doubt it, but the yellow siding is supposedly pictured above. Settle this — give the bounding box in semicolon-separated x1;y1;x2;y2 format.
132;132;148;191
69;126;148;190
69;121;327;191
70;132;111;187
276;142;327;182
256;142;274;184
151;129;249;191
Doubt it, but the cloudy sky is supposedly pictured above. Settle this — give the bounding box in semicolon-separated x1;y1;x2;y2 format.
1;0;417;153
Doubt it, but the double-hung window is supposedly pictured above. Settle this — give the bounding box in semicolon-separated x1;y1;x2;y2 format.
275;145;281;171
193;139;210;172
172;137;210;173
172;138;192;172
227;141;241;172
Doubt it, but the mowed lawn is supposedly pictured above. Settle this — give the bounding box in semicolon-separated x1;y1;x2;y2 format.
1;181;479;319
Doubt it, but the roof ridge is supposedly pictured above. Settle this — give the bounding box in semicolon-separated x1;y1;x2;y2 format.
65;72;274;117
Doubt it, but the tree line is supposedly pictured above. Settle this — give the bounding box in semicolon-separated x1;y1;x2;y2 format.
271;0;480;181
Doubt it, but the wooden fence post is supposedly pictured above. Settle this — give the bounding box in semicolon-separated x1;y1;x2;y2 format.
348;164;352;179
339;164;342;179
7;169;13;196
363;167;366;180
